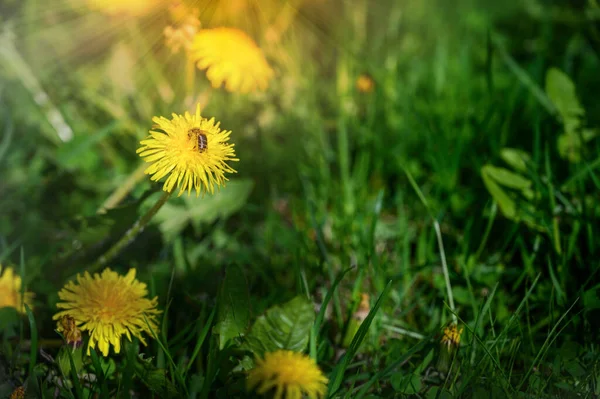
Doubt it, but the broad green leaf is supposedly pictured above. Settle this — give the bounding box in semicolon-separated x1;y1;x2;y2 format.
243;296;315;356
481;165;516;219
545;67;583;133
155;179;254;241
56;346;84;377
135;358;179;398
583;286;600;311
391;373;421;394
214;265;250;350
483;165;532;191
500;148;531;173
557;132;582;163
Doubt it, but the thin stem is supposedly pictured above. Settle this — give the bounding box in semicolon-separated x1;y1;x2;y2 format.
98;163;148;213
435;220;457;324
185;53;196;106
87;191;172;273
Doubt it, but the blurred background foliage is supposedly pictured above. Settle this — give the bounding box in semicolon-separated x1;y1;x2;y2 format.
1;0;600;397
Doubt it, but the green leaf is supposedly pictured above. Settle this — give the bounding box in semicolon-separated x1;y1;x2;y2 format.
583;286;600;311
481;165;516;219
545;67;584;133
155;179;254;241
391;373;421;394
242;296;315;356
134;357;179;398
214;265;250;350
482;165;532;191
500;148;531;173
56;346;84;377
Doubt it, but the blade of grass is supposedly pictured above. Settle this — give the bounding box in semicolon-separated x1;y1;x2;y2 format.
65;348;84;399
404;168;456;323
89;348;110;399
24;304;37;379
516;298;580;391
145;315;188;397
354;334;433;399
328;280;392;396
184;307;216;376
310;267;353;360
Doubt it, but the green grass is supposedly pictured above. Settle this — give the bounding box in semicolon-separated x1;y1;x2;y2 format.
1;0;600;398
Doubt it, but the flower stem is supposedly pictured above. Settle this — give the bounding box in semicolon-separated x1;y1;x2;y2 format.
88;191;172;273
97;163;148;213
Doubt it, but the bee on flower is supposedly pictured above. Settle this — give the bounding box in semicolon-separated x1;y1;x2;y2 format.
137;104;238;197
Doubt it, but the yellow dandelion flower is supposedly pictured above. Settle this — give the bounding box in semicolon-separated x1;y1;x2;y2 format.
190;27;273;93
136;104;238;197
441;323;463;349
164;2;201;54
247;350;328;399
53;268;161;357
356;74;375;93
0;265;34;314
85;0;160;16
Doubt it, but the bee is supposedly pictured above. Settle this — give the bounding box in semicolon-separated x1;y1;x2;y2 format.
188;128;208;153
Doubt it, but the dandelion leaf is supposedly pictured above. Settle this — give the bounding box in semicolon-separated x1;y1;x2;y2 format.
155;179;253;241
545;67;584;133
500;148;531;173
242;296;315;357
481;165;517;219
134;359;179;398
214;265;250;350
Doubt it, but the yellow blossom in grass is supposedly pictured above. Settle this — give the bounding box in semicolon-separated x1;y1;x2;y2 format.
53;268;161;357
164;2;201;54
190;27;273;93
441;323;463;349
137;104;238;197
356;74;375;93
0;265;34;314
9;386;25;399
247;350;328;399
85;0;160;16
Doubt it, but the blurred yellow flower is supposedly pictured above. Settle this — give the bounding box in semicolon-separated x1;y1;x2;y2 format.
441;323;463;349
356;74;375;93
53;268;161;357
137;104;238;197
247;350;328;399
164;2;201;54
9;386;25;399
190;27;273;93
0;265;34;314
85;0;159;16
